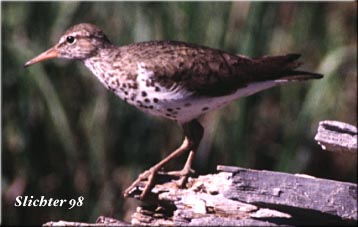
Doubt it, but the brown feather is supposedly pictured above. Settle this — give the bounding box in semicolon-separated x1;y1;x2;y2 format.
113;42;322;96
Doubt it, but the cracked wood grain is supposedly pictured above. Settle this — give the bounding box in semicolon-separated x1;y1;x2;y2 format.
315;120;357;153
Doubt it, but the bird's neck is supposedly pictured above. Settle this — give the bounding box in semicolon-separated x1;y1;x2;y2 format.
83;46;119;88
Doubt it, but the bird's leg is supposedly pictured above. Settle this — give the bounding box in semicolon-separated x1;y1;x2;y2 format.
123;137;191;198
123;120;203;199
166;120;204;187
167;149;195;187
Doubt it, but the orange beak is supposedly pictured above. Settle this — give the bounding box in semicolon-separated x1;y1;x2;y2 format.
24;46;59;68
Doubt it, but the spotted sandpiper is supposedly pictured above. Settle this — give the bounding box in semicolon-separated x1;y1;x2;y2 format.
24;23;323;199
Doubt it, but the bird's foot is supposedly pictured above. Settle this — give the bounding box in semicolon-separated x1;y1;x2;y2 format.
123;167;158;199
164;168;195;188
123;167;195;200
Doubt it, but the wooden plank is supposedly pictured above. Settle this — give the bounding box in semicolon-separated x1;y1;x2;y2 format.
43;165;357;226
219;165;357;225
315;120;357;153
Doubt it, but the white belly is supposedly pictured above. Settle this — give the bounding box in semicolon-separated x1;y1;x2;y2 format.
160;80;277;124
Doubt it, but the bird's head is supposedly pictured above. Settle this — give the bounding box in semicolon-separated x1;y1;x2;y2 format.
24;23;111;67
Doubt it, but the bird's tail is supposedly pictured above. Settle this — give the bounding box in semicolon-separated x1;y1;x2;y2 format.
252;54;323;83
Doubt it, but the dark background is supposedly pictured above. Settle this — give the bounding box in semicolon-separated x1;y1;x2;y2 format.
2;2;357;225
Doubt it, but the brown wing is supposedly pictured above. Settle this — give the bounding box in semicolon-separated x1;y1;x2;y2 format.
117;41;322;97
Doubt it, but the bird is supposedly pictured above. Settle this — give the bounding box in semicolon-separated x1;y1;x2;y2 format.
24;23;323;199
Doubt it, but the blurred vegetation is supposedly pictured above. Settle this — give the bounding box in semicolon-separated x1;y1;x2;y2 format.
1;2;357;225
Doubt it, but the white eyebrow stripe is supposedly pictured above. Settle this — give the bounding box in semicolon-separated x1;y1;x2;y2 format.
59;31;85;44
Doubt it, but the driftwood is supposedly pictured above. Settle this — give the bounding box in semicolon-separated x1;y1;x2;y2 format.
44;120;357;226
315;120;357;154
44;165;357;226
128;166;356;226
43;216;129;226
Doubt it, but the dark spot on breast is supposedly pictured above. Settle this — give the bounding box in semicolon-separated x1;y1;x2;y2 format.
149;105;154;109
110;80;118;87
202;107;209;111
155;87;160;92
144;98;150;103
167;108;173;112
153;98;159;103
184;103;192;107
129;83;138;89
176;107;181;110
146;80;155;87
142;91;147;97
103;76;109;84
124;91;128;95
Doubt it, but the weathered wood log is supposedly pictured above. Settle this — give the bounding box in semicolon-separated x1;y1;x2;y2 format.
43;165;357;226
43;216;130;226
315;120;357;154
128;165;357;226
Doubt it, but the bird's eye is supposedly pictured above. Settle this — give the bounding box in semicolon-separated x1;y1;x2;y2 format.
66;36;75;44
